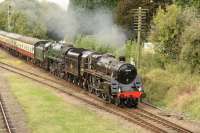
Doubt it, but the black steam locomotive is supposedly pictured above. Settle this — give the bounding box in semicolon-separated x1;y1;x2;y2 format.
0;30;145;107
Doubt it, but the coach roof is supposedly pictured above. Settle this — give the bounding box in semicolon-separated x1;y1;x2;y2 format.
0;30;43;45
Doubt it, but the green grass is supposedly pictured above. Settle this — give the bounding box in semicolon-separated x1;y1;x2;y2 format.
0;50;23;66
7;75;143;133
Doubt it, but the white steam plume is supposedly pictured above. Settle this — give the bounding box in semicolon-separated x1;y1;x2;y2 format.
0;0;4;3
37;0;127;46
1;0;127;46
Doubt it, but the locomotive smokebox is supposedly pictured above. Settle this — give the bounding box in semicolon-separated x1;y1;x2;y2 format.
119;56;126;62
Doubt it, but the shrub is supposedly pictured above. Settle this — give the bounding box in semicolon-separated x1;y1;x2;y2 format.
124;41;137;64
74;36;115;54
180;21;200;74
150;5;183;62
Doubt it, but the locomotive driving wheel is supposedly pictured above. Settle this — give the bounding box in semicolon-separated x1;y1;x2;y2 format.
102;93;107;101
88;85;93;93
103;94;112;103
114;97;121;106
82;79;88;90
95;90;101;97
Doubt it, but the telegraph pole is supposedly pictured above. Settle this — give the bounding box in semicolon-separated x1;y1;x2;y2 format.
137;7;142;69
130;7;149;69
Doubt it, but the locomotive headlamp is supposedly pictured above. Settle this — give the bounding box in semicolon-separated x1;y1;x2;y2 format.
138;87;143;92
119;87;122;93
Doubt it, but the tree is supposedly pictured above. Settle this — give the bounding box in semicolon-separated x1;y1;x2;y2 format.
180;21;200;74
115;0;172;39
175;0;200;9
0;10;7;30
71;0;119;10
0;0;47;39
149;5;183;62
11;11;47;39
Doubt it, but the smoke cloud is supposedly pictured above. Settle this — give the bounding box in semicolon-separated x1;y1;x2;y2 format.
2;0;127;46
0;0;4;3
38;0;127;46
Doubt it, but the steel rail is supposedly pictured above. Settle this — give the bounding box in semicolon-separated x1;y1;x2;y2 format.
134;108;192;133
0;95;12;133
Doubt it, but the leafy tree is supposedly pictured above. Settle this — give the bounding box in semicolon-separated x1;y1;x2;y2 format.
180;21;200;74
175;0;200;9
149;5;183;62
11;11;47;39
0;10;7;30
0;0;47;39
125;41;137;63
75;36;115;54
71;0;119;10
115;0;172;39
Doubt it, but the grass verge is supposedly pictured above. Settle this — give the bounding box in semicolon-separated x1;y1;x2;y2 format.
142;65;200;120
0;49;23;66
7;74;144;133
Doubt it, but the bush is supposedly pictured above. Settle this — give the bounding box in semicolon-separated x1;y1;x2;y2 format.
175;0;200;9
143;64;200;110
143;69;173;106
124;41;137;64
180;21;200;74
150;5;183;62
74;36;116;54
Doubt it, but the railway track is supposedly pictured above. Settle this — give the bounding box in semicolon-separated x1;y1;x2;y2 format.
133;108;192;133
0;61;193;133
0;95;14;133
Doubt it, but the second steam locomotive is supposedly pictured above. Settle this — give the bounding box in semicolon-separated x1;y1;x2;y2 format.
0;30;145;107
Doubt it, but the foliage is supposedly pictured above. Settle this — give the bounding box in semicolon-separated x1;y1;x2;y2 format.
115;0;172;38
10;11;47;39
143;65;200;119
124;41;137;64
149;5;200;72
0;0;47;39
175;0;200;9
0;10;7;30
74;36;115;54
150;5;183;62
115;0;149;35
71;0;119;10
180;21;200;74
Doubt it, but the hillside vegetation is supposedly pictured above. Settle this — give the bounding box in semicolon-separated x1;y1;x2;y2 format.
140;4;200;119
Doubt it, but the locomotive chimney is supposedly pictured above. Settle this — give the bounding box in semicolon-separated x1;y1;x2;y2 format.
119;56;126;62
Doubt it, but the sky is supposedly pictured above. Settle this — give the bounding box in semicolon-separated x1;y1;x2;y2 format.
0;0;70;10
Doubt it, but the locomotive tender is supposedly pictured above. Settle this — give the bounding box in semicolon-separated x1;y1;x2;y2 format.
0;30;145;107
